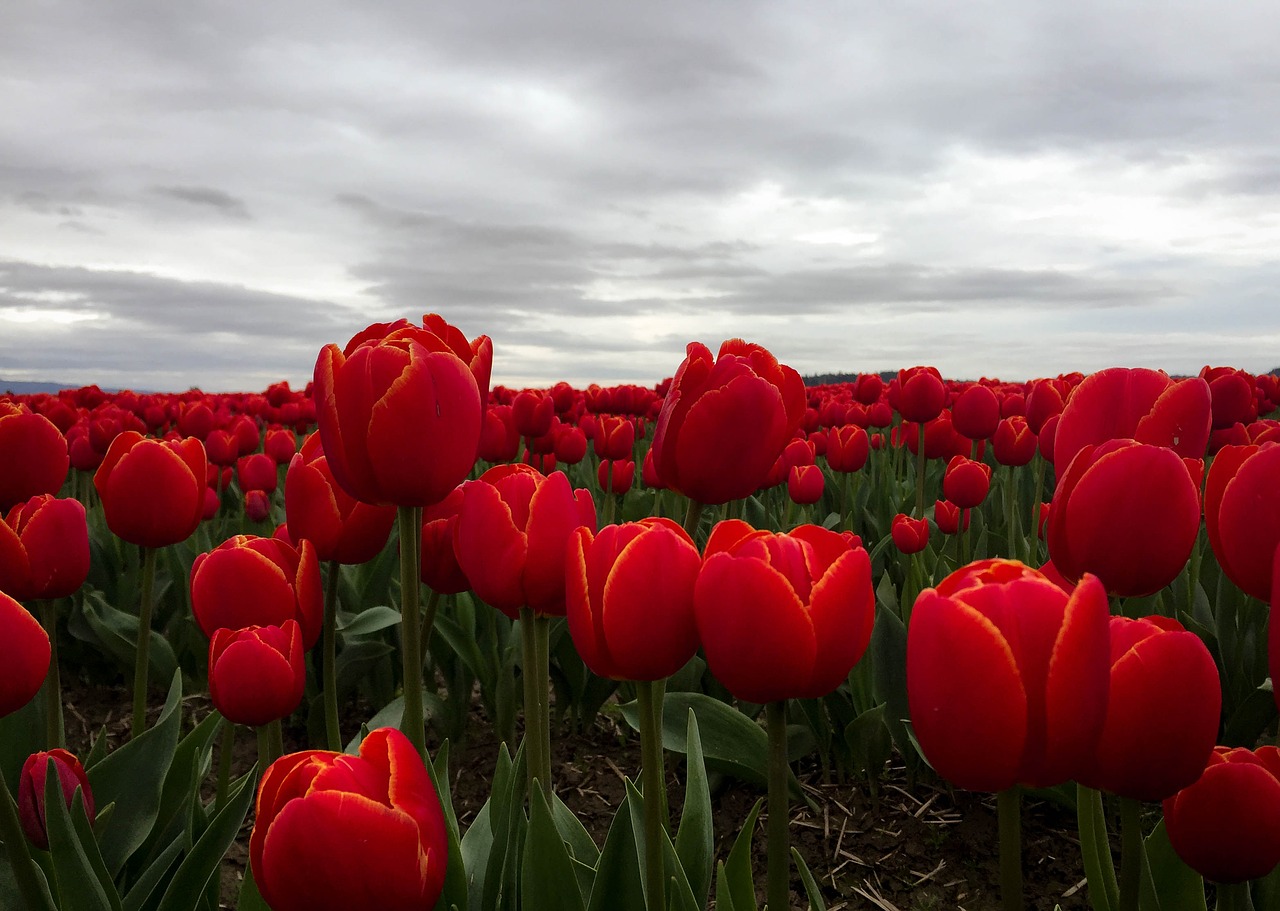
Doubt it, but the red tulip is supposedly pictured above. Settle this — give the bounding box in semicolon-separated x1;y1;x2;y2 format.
934;500;969;535
891;513;929;554
825;425;870;473
694;520;874;703
205;429;239;467
512;390;554;439
598;458;636;495
244;489;272;523
893;366;946;423
191;536;323;649
1025;379;1066;435
0;591;49;718
942;456;991;509
1201;366;1258;429
593;415;636;461
0;495;89;601
566;518;701;681
313;315;492;506
553;423;588;465
992;416;1036;467
250;728;449;911
94;431;206;548
1048;439;1201;597
285;432;396;565
1053;367;1211;475
907;559;1111;792
787;464;824;505
419;486;469;595
1205;443;1280;601
453;465;597;618
651;340;805;505
951;384;1001;441
238;452;278;494
17;748;95;850
264;427;299;465
208;621;306;727
1163;746;1280;883
641;448;665;490
0;402;70;512
478;405;520;463
1078;616;1220;802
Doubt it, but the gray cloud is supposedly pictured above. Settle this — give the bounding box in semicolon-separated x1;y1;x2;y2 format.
152;185;251;218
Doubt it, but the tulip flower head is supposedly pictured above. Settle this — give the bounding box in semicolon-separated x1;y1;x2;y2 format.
208;621;306;727
0;495;89;601
0;591;49;718
17;749;95;850
94;431;207;548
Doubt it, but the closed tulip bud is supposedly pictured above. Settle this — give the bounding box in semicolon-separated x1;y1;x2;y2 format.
209;621;306;727
651;340;806;505
598;458;636;495
891;513;929;554
593;415;636;461
191;536;323;649
553;423;588;465
1164;746;1280;883
285;432;396;565
0;495;89;601
263;427;298;465
478;405;520;463
238;452;278;494
566;518;701;681
244;489;272;523
992;416;1036;467
512;390;554;439
1048;439;1201;597
1201;366;1258;429
18;749;95;850
1025;379;1065;435
942;456;991;509
787;464;824;505
94;431;207;548
695;520;874;703
0;403;70;512
951;384;1001;441
907;559;1111;791
0;591;49;718
250;728;448;911
826;425;870;473
1205;443;1280;601
1077;616;1220;802
934;500;969;535
893;366;946;423
454;465;597;618
204;429;239;467
313;315;492;506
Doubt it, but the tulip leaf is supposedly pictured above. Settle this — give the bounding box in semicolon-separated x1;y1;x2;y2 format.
87;672;183;877
552;792;600;869
619;692;771;789
1140;819;1205;911
870;603;915;762
523;786;587;911
343;690;445;755
79;589;179;683
792;848;827;911
120;837;184;911
137;708;226;868
674;709;713;911
234;865;272;911
154;767;256;911
587;791;646;911
714;861;738;911
43;769;121;911
0;840;56;911
429;742;470;911
723;798;762;911
460;801;494;911
336;604;403;635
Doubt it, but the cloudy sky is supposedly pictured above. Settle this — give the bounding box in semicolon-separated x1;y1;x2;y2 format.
3;1;1279;392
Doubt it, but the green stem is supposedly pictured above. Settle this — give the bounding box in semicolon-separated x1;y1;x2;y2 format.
397;506;426;760
915;423;927;518
1028;454;1045;565
1076;784;1119;911
132;546;159;739
270;717;285;763
999;786;1023;911
418;586;443;670
1119;797;1144;911
766;700;791;911
1216;881;1254;911
534;614;553;797
257;724;277;771
322;559;341;751
216;716;236;812
636;680;667;911
1005;466;1019;561
0;764;54;910
682;499;706;540
519;607;552;797
40;600;64;749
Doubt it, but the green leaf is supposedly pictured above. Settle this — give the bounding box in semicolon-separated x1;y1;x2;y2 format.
80;589;179;682
336;604;403;635
87;672;183;877
343;691;441;754
155;768;257;911
136;709;226;870
714;861;738;911
674;709;713;911
551;793;600;870
43;767;121;911
587;792;646;911
429;742;470;911
234;865;272;911
522;786;587;911
723;799;762;911
792;848;827;911
869;604;914;760
120;838;184;911
619;692;770;788
0;837;56;911
1140;819;1205;911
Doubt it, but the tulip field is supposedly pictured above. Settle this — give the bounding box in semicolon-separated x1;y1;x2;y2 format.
3;318;1280;911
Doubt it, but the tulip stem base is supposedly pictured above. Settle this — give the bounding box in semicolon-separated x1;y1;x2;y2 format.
322;558;341;751
131;546;158;740
998;786;1023;911
398;506;427;760
637;680;668;911
40;600;64;749
767;700;792;911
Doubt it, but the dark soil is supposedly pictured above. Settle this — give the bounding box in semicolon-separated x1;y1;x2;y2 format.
63;680;1095;911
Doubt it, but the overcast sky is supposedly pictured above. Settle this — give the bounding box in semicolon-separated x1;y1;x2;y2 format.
3;1;1279;393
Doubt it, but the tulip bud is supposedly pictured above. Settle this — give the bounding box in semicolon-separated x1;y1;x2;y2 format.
18;749;95;850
